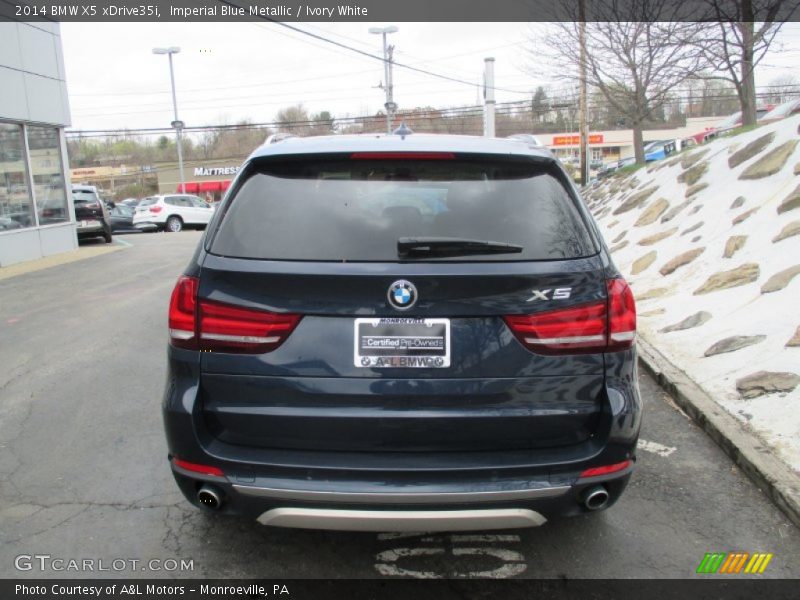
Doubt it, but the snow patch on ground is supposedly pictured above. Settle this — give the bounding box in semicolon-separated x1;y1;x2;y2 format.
585;115;800;473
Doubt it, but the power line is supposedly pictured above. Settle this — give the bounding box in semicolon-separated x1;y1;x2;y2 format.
214;0;531;95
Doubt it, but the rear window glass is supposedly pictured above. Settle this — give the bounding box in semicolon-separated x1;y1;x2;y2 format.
72;191;98;203
139;198;157;207
209;155;596;262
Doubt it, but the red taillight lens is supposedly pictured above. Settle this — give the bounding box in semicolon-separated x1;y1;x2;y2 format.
349;152;455;160
167;275;301;353
504;302;607;355
198;300;301;353
503;278;636;355
607;278;636;350
168;276;198;349
172;457;224;477
579;460;632;479
150;205;163;213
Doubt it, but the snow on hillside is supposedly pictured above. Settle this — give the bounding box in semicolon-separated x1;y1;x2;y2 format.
584;114;800;473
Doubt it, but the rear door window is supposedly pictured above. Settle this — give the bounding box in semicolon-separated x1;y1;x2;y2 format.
209;154;597;262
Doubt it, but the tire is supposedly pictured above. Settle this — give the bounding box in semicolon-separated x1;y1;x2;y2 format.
166;216;183;232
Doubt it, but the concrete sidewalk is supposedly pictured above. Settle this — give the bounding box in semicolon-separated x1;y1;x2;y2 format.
0;243;124;282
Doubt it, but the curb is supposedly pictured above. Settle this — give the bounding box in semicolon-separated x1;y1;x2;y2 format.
636;336;800;529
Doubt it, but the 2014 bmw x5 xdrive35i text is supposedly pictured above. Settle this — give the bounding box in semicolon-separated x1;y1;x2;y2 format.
162;133;641;531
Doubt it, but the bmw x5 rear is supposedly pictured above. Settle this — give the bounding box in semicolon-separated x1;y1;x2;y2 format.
162;134;641;531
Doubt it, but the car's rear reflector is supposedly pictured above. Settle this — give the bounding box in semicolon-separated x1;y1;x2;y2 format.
579;460;632;479
503;278;636;355
150;205;163;213
167;275;301;353
349;152;455;160
172;457;224;477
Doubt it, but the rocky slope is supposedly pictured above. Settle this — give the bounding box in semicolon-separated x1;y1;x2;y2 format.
584;114;800;473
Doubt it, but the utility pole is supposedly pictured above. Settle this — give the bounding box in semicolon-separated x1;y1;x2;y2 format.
484;57;496;137
152;46;185;193
578;0;589;186
369;26;398;134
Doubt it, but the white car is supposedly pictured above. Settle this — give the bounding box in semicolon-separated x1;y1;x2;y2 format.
132;194;215;232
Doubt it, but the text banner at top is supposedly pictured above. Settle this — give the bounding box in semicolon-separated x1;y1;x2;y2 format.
2;0;800;23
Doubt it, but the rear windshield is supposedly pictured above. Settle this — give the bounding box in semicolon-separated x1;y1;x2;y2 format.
138;197;157;207
209;155;596;262
72;191;98;204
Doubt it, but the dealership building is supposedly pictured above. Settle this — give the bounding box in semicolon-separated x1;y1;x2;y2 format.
0;22;75;267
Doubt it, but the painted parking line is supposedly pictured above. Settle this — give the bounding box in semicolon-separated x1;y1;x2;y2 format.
638;438;677;457
375;532;527;579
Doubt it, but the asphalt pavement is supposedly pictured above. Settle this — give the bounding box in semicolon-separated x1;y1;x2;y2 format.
0;231;798;579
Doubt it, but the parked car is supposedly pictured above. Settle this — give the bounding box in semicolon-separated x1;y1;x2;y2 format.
120;197;144;210
0;216;23;231
108;204;157;233
133;194;214;232
72;184;112;243
163;133;641;531
759;99;800;124
688;106;774;145
644;140;676;162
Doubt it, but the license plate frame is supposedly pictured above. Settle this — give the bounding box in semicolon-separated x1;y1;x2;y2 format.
354;317;451;368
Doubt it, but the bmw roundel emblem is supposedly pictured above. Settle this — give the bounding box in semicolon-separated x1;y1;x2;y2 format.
387;280;417;310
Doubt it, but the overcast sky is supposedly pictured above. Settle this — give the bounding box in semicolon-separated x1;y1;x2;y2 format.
60;21;800;132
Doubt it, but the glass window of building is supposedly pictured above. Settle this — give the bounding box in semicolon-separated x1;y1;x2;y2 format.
27;126;69;225
0;123;34;230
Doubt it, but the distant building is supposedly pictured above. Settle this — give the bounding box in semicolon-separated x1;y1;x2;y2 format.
0;22;74;267
543;117;727;166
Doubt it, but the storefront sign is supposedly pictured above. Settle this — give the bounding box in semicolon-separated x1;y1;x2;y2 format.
552;134;604;146
193;166;241;177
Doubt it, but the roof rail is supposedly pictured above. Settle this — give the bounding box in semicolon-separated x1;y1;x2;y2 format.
507;133;544;147
265;133;297;145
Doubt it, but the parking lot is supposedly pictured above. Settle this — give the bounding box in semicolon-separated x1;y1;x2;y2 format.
0;231;798;579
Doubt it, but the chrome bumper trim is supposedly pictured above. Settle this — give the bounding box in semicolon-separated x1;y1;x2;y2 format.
233;483;570;504
257;507;547;531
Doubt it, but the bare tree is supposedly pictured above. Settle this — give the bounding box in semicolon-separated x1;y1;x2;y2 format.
693;0;798;126
766;74;800;103
533;1;705;164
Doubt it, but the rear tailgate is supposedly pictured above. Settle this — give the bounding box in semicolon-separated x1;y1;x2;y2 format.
194;152;609;453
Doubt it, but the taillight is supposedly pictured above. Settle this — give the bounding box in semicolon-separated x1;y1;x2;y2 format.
503;278;636;355
167;275;301;353
150;205;163;213
504;302;607;354
606;278;636;350
198;300;301;353
349;152;455;160
168;276;198;349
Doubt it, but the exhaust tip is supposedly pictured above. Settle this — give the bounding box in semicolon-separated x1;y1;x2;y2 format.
582;485;609;511
197;485;223;510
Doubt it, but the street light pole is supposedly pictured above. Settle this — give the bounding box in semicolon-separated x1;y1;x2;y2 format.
369;26;398;134
153;47;185;193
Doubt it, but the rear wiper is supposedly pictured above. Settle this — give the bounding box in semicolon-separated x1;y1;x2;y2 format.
398;236;523;258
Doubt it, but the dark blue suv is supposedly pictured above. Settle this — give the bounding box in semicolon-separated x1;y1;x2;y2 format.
163;133;641;531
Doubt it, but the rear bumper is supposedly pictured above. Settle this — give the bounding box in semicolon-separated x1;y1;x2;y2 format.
169;460;632;529
162;345;641;528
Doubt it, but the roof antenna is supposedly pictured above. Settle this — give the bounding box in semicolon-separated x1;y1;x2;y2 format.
393;122;413;139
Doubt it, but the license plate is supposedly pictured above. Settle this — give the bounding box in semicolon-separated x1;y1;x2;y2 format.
354;318;450;368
